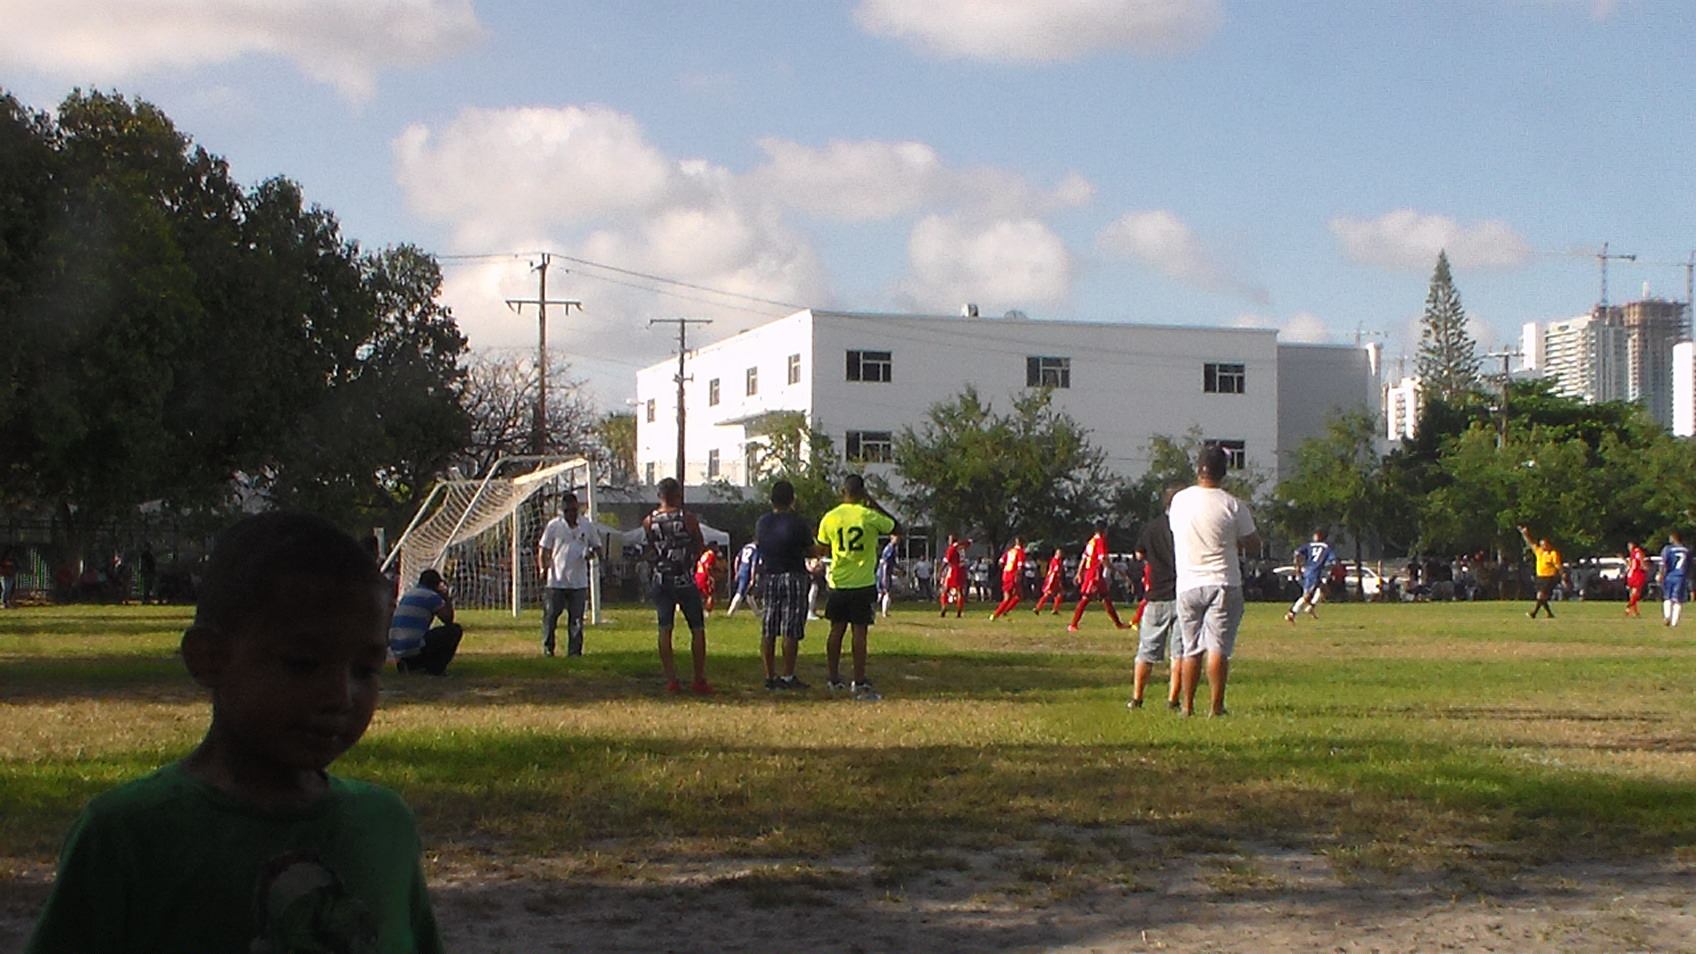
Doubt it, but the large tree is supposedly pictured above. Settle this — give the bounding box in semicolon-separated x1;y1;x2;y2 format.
456;351;598;478
0;88;469;549
1272;410;1406;597
1416;250;1482;403
891;387;1116;555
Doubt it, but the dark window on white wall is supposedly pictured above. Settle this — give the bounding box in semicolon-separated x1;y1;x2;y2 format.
745;366;758;396
1204;363;1246;394
707;378;720;406
1210;440;1246;469
846;350;893;382
645;399;655;422
707;449;720;479
1026;356;1071;388
845;430;894;463
787;353;801;385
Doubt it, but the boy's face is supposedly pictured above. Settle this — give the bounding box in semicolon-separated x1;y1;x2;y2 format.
208;577;390;776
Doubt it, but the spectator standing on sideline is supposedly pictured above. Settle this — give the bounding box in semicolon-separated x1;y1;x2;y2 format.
1169;446;1260;717
756;480;813;689
817;474;900;701
390;569;464;675
0;548;17;608
1660;531;1691;627
24;512;441;953
537;492;599;657
912;555;933;601
137;543;157;605
1518;525;1563;619
1131;485;1184;710
643;479;712;694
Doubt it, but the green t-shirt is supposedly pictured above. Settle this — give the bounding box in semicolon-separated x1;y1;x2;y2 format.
816;502;896;590
26;762;441;954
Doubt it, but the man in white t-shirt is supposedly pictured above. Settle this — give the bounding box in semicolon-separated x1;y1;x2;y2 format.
1167;445;1260;717
537;492;600;657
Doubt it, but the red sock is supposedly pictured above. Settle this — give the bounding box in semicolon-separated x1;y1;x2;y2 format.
1069;600;1088;627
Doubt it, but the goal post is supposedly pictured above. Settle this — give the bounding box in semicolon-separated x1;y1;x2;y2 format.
384;456;609;619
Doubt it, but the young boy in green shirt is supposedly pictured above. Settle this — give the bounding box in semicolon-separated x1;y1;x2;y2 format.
27;511;442;954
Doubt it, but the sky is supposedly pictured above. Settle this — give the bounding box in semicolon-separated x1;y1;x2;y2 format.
5;0;1695;406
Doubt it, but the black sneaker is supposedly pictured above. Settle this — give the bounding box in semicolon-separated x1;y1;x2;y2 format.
764;677;779;690
779;675;810;690
827;679;848;693
1127;698;1144;710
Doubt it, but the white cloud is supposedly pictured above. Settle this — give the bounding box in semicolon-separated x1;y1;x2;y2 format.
395;105;677;246
897;215;1072;311
854;0;1222;61
1232;311;1333;343
1329;210;1532;271
751;138;1093;222
1096;210;1269;304
0;0;484;102
393;105;830;402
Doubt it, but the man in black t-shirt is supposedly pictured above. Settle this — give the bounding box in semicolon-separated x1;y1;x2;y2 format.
1130;485;1183;711
754;480;814;690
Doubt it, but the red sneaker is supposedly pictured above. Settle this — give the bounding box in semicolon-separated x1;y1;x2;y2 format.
691;679;714;696
665;679;682;694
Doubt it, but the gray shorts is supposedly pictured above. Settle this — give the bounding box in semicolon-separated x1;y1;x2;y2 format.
1136;600;1180;663
1177;585;1244;659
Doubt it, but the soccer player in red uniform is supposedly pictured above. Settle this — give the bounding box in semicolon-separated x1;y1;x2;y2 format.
1129;546;1153;628
694;545;719;614
1068;521;1130;632
989;537;1027;620
1032;548;1065;614
939;534;968;618
1625;541;1649;617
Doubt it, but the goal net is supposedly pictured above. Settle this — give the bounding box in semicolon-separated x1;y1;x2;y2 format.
385;456;604;616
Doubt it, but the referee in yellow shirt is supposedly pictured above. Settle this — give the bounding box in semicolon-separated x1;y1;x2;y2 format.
816;474;900;701
1519;525;1564;619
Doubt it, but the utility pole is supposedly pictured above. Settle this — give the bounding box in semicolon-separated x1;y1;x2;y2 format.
1596;241;1637;311
505;252;582;454
648;317;713;507
1484;347;1522;449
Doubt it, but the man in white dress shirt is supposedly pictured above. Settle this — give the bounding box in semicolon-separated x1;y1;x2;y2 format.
537;492;600;657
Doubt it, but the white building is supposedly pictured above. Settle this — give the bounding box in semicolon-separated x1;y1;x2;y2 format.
1674;341;1696;437
634;309;1379;490
1384;375;1421;441
1539;312;1628;404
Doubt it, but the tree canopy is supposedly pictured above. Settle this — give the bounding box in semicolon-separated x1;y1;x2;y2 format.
0;89;469;545
891;387;1116;554
1415;250;1482;404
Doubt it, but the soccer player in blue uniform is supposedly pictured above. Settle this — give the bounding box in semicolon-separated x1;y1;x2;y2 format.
1660;531;1691;628
1285;528;1334;624
724;540;760;617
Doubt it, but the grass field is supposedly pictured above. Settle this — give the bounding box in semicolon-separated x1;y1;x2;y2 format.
4;598;1696;949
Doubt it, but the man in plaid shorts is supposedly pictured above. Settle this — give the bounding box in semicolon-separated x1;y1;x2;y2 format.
756;480;815;690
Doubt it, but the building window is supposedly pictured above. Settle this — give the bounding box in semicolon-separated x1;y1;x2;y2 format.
707;378;720;406
845;430;894;463
745;366;758;396
787;353;801;385
1210;440;1246;469
645;461;655;484
707;449;720;479
846;349;893;383
1026;356;1071;389
1204;362;1246;394
744;444;760;484
645;398;655;423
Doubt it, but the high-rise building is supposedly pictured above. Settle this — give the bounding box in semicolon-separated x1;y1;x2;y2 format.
1540;313;1627;404
1384;375;1421;441
1611;298;1688;428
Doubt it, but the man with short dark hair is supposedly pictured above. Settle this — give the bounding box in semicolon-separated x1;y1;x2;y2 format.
756;480;814;689
1169;446;1259;716
643;478;711;694
817;474;900;701
537;492;599;657
390;569;464;675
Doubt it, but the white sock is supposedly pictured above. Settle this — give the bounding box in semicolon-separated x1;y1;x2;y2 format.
1665;600;1674;622
1674;603;1684;627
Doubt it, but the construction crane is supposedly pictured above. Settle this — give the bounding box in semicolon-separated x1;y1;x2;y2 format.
1595;241;1637;310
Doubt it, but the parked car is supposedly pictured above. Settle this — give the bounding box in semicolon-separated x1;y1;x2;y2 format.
1271;564;1383;599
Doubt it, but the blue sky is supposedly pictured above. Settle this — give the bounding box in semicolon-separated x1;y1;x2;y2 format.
5;0;1694;403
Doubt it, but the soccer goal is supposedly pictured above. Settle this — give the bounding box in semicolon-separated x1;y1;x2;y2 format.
384;456;609;617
